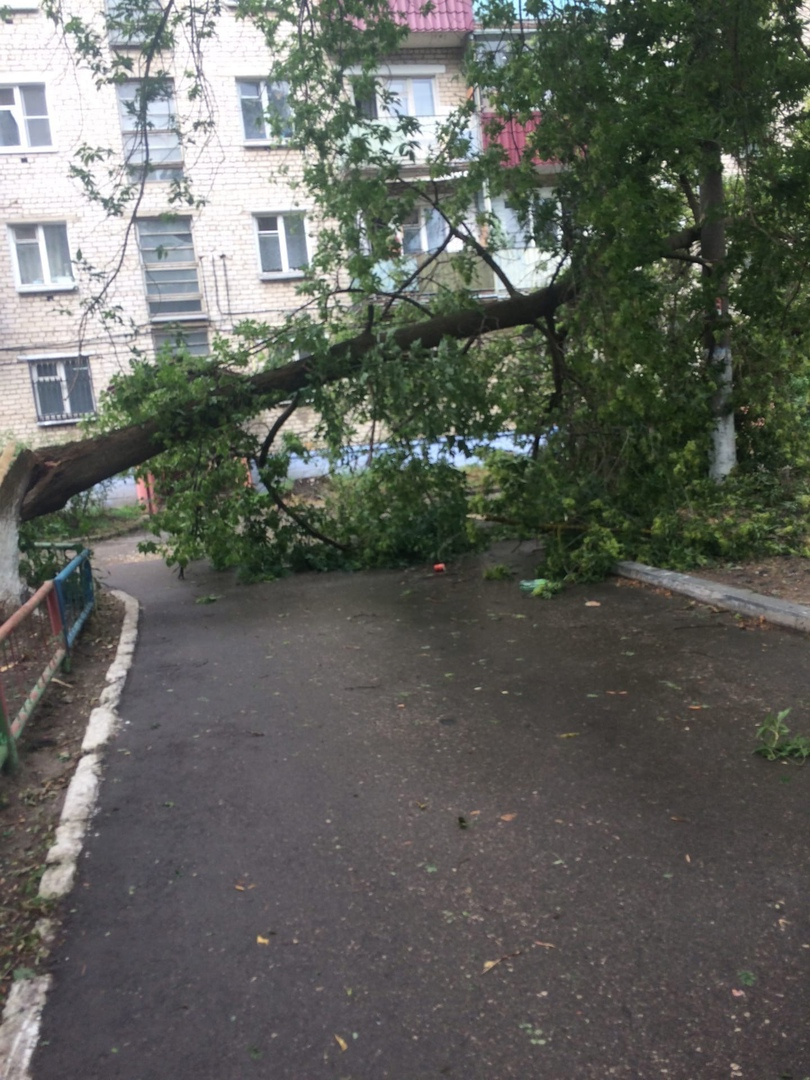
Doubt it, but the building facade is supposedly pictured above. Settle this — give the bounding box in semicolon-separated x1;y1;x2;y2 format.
1;0;554;447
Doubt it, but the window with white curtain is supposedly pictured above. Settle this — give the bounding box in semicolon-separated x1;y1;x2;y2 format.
10;223;74;290
0;84;51;150
237;80;293;143
255;214;309;275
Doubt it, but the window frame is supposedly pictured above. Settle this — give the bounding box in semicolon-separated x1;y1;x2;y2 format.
0;83;53;153
237;79;294;145
401;206;448;256
152;324;210;358
106;0;164;46
355;76;437;121
117;79;183;181
2;0;40;12
382;76;436;119
24;353;96;426
371;206;452;295
491;192;559;251
254;213;309;278
350;64;444;122
136;218;204;322
8;222;75;293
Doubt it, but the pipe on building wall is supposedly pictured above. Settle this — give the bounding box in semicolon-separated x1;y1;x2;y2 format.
220;253;234;319
210;253;224;319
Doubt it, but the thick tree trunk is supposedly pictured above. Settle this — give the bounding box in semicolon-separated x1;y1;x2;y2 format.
700;149;737;481
0;444;37;605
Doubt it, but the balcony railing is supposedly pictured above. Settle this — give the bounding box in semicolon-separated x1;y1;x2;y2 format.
344;115;479;168
488;246;556;295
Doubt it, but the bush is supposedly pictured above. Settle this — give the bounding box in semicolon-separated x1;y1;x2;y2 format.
327;450;480;566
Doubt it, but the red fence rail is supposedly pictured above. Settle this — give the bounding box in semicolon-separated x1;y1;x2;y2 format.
0;550;94;772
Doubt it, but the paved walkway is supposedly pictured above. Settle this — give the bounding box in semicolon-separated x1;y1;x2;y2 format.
30;543;810;1079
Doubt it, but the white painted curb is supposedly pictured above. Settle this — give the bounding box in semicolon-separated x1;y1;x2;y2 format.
615;561;810;634
40;589;139;898
0;587;139;1080
0;977;52;1080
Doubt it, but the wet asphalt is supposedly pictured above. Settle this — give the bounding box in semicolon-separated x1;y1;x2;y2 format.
31;540;810;1079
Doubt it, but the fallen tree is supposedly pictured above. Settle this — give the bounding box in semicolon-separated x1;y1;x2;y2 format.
7;0;810;597
23;218;704;522
19;276;576;522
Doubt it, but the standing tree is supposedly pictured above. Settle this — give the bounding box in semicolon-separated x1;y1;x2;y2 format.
6;0;810;592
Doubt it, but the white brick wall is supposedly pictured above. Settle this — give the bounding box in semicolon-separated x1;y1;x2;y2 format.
0;4;470;448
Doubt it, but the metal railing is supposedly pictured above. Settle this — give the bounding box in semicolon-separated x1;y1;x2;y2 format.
0;550;95;773
54;549;95;651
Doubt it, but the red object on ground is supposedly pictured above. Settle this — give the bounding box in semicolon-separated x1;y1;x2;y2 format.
433;563;446;573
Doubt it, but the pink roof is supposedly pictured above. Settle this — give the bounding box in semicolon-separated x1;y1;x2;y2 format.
389;0;474;34
481;113;551;168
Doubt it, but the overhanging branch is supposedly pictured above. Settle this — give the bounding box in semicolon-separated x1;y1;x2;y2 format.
20;219;702;522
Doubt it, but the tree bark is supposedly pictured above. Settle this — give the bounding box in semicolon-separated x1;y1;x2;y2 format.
0;445;37;605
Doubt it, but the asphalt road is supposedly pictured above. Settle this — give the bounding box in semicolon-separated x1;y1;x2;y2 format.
32;542;810;1079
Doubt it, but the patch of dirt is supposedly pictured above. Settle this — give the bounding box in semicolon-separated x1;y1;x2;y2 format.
0;587;124;1009
690;554;810;607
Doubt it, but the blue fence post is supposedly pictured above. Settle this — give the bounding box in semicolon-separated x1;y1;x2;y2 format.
54;550;96;662
0;694;18;773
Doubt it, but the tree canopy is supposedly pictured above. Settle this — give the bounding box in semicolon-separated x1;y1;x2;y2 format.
18;0;810;581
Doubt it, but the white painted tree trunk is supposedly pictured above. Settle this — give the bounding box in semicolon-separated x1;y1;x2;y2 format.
700;151;736;483
0;444;35;608
708;345;737;481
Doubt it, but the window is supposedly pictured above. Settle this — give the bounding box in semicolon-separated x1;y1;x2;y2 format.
153;325;209;357
255;214;308;275
10;223;74;290
385;77;435;118
355;77;435;120
137;219;203;319
372;207;450;294
117;80;182;181
237;80;293;143
28;356;95;424
474;34;511;111
0;85;51;150
107;0;163;45
498;201;529;247
402;207;447;256
493;195;558;249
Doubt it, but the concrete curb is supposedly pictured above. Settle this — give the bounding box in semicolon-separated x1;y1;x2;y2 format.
0;587;139;1080
0;977;52;1080
615;560;810;634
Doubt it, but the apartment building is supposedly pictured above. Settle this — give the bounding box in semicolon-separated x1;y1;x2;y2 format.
0;0;554;447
